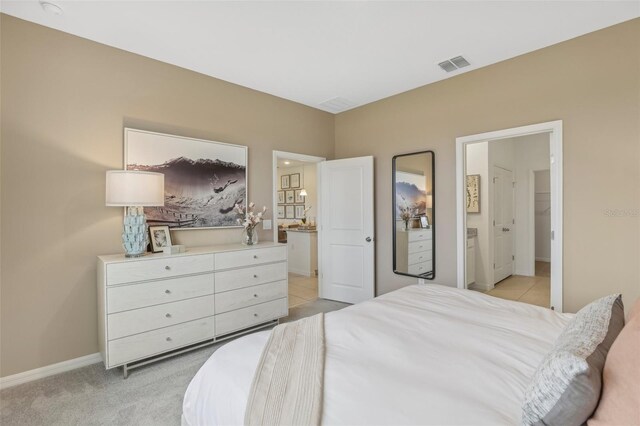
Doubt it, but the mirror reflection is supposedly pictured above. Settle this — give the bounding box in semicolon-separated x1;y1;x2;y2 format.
393;151;435;279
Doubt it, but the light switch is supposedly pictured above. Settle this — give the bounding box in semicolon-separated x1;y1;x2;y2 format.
262;219;272;230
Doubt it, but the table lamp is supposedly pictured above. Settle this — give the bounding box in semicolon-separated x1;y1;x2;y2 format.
106;170;165;257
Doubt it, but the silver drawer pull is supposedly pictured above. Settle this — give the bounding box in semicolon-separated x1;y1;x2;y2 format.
254;313;258;317
165;313;172;318
253;255;258;259
254;294;258;298
165;289;171;294
166;337;172;342
165;266;171;270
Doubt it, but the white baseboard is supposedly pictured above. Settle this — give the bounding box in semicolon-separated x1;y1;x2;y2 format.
288;268;312;277
468;282;493;292
0;353;102;390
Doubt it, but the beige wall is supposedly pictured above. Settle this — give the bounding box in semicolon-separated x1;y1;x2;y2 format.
1;13;639;378
0;15;334;377
335;19;640;312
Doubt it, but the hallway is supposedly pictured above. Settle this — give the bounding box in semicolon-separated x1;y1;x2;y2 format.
484;261;550;308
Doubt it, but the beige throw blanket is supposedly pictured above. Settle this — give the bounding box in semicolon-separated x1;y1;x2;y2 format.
245;313;325;426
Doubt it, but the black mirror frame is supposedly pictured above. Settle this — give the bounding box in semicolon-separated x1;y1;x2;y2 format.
392;150;435;280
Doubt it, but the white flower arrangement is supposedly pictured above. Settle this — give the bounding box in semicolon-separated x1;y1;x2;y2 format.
235;202;267;231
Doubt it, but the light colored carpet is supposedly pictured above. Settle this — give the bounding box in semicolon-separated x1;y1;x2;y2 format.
0;298;348;426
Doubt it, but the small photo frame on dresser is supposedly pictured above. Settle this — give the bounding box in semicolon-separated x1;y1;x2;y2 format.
149;225;172;253
420;216;430;228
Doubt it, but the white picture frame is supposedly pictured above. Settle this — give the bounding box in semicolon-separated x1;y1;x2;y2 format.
295;205;306;219
281;175;290;189
285;205;295;219
290;173;300;188
277;191;285;204
294;189;305;203
277;205;285;219
285;190;295;204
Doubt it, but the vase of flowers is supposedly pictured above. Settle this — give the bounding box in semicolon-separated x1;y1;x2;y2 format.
235;202;266;245
399;201;414;231
300;205;312;226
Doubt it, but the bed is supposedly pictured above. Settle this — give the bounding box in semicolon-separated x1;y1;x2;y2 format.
182;284;574;425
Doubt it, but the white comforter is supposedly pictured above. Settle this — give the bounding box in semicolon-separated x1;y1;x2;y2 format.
183;284;572;426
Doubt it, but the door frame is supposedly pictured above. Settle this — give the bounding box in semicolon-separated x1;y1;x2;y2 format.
455;120;563;311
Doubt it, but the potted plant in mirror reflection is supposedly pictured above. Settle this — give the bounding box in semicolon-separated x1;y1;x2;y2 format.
300;206;313;228
235;202;267;245
398;196;416;231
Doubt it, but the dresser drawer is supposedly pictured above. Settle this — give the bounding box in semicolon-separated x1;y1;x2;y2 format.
408;229;432;242
408;240;431;254
408;261;433;276
215;262;287;293
106;254;214;285
215;281;287;314
107;316;214;367
408;250;432;266
107;274;214;313
215;298;287;336
215;246;286;270
108;295;215;340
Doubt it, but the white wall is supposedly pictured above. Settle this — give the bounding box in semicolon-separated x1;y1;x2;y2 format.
513;133;550;275
466;134;550;288
465;142;490;288
535;170;552;261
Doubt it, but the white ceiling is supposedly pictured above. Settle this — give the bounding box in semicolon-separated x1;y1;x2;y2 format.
2;1;638;113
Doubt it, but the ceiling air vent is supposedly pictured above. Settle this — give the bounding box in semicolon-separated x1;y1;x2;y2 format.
319;97;354;114
438;55;471;72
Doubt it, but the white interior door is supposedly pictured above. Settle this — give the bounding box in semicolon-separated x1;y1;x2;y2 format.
493;166;514;283
319;156;374;304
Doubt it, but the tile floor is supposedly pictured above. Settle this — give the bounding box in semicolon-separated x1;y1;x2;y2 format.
484;261;550;308
288;273;319;308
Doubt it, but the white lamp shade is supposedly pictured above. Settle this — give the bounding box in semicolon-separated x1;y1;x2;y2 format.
105;170;165;207
299;189;308;197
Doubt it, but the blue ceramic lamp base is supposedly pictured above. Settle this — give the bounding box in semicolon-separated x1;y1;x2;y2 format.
123;206;149;258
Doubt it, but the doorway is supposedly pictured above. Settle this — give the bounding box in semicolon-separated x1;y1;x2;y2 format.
456;121;563;311
272;151;324;309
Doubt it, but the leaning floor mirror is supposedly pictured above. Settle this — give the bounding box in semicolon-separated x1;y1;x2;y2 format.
392;151;435;279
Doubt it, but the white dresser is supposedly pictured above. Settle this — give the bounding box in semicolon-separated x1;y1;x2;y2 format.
97;242;287;377
396;228;433;277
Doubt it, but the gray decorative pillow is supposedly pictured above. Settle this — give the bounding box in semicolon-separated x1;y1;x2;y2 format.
521;294;625;426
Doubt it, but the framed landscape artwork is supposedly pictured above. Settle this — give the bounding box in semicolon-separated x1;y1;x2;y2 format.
125;128;248;229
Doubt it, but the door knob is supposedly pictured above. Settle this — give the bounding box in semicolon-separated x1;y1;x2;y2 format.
366;237;372;242
503;227;510;232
